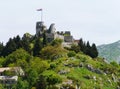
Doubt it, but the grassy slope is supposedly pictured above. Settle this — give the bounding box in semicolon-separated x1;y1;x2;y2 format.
43;52;120;89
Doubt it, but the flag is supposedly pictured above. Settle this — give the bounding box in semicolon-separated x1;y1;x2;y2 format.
37;8;42;11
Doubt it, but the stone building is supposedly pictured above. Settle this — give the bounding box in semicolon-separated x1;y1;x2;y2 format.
0;67;24;89
36;21;74;46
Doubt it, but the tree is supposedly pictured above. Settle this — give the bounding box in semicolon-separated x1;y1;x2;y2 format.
2;38;17;56
29;57;49;74
0;57;5;67
51;39;63;46
27;57;49;88
22;34;31;54
13;35;22;49
3;48;31;67
0;84;4;89
0;42;4;56
78;38;83;48
90;43;98;58
36;75;47;89
33;38;43;56
43;32;47;47
27;69;38;88
86;41;91;56
78;38;85;52
16;78;29;89
41;45;67;60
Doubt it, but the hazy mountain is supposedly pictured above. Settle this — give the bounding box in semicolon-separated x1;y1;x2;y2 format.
97;40;120;63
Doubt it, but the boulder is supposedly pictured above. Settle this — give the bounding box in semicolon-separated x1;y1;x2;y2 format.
79;63;84;67
58;70;70;74
93;76;96;81
117;86;120;89
112;74;117;82
84;75;92;79
94;68;103;74
86;64;94;72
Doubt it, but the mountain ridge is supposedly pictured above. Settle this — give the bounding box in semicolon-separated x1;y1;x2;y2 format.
97;40;120;62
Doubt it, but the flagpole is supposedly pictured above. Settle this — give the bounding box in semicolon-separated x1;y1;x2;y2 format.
41;10;43;22
37;8;43;22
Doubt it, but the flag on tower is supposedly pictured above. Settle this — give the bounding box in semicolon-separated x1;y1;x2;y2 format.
37;8;42;11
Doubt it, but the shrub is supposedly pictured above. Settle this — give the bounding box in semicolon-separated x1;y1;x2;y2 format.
41;70;62;85
51;39;63;46
41;46;67;60
50;63;56;69
67;51;76;57
47;74;62;85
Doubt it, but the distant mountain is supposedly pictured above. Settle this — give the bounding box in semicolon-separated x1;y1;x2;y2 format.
97;40;120;62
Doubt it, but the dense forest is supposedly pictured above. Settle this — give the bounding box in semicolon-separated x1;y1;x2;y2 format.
0;33;120;89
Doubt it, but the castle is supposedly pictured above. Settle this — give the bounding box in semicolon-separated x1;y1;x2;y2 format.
36;21;76;47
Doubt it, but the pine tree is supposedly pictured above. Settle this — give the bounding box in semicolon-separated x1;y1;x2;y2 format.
33;38;43;56
2;38;17;56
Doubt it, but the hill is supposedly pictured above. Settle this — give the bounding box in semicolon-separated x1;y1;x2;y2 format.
97;40;120;63
0;41;120;88
0;33;120;89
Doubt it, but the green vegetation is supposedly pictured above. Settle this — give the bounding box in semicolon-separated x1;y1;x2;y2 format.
78;38;98;58
97;40;120;62
0;33;120;89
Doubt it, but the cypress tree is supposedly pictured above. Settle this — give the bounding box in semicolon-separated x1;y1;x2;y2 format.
78;38;84;52
90;43;98;58
43;32;47;47
86;41;91;56
0;42;4;56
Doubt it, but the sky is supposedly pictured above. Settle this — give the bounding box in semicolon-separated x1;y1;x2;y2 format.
0;0;120;45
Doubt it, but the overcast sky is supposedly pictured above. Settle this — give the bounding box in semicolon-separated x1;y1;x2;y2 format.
0;0;120;45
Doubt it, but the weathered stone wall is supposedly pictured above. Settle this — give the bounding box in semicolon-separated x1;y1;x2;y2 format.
64;36;74;42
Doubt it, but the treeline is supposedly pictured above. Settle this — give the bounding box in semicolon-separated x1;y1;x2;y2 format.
0;33;98;59
0;33;32;57
78;38;98;58
0;33;46;57
69;38;98;58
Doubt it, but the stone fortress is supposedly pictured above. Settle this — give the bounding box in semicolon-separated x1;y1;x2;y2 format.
36;21;77;47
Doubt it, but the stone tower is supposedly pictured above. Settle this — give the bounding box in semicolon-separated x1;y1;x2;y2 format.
36;21;46;37
48;23;56;34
